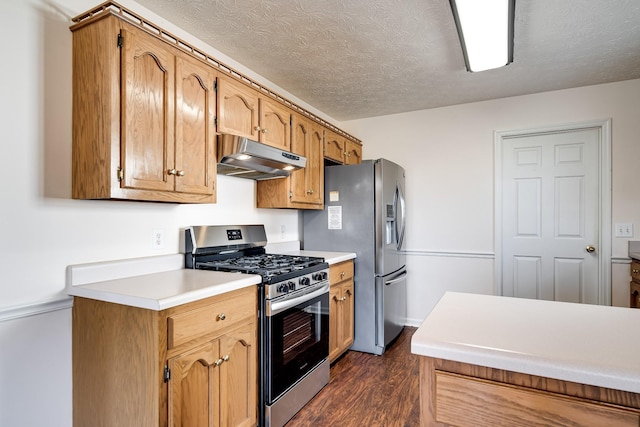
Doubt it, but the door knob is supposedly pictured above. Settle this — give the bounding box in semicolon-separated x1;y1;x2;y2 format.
585;245;596;253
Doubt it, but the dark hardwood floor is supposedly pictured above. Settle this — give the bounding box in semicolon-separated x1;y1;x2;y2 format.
286;327;420;427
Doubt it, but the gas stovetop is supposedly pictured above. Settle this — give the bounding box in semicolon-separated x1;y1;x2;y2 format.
185;224;329;287
196;253;326;284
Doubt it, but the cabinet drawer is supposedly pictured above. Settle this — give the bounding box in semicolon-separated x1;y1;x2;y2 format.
330;261;354;284
168;290;256;349
434;371;640;427
631;261;640;282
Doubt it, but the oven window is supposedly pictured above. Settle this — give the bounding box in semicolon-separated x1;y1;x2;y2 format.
282;303;320;364
267;292;329;402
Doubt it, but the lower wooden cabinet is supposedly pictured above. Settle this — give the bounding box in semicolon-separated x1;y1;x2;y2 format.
329;260;355;362
631;260;640;308
72;286;258;427
168;321;256;427
419;357;640;427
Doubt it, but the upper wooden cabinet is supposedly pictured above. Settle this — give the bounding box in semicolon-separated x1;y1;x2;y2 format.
71;16;217;203
217;76;291;151
324;129;362;165
257;113;323;209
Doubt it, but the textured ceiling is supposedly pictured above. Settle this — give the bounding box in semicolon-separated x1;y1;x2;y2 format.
135;0;640;121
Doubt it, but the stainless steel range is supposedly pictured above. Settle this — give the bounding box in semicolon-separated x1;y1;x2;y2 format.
185;225;330;427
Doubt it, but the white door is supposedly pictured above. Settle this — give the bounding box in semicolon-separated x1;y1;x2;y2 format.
500;128;601;303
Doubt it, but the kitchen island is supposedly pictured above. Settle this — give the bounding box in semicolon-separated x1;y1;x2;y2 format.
411;292;640;426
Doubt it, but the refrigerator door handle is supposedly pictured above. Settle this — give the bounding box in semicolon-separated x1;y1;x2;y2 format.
394;184;406;251
384;270;408;285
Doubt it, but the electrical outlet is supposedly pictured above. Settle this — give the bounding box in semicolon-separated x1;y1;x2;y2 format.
152;228;164;249
615;223;633;238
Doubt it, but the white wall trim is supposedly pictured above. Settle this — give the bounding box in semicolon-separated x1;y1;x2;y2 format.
404;250;495;259
612;257;632;264
494;118;613;305
0;297;73;322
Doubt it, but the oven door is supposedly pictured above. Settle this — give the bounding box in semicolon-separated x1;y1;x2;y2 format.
265;284;329;403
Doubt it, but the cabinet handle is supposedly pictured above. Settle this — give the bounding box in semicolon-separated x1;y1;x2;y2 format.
222;354;230;362
306;189;314;194
340;296;347;302
217;313;226;321
340;271;345;279
168;168;177;175
633;269;639;274
262;128;268;134
214;358;224;367
254;126;261;132
177;170;185;177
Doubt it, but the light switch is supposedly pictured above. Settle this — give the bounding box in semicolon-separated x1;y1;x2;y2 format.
614;223;633;238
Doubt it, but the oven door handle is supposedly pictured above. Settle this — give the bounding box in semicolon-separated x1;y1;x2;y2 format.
267;283;329;316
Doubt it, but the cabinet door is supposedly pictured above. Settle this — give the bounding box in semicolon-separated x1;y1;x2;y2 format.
289;114;310;203
340;281;355;351
121;28;175;192
258;98;291;150
324;130;345;163
174;53;217;196
217;76;259;140
168;340;220;427
219;322;257;427
344;140;362;165
328;284;342;362
306;122;324;205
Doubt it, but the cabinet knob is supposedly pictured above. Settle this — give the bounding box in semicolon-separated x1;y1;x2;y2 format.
633;269;639;275
254;126;261;132
340;271;345;278
222;354;230;362
214;358;224;367
167;168;177;175
306;189;314;194
340;296;347;302
262;128;268;134
177;170;185;177
217;313;226;321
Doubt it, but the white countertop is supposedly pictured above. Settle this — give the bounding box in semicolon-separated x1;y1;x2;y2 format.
67;254;260;311
66;250;354;311
411;292;640;394
284;250;356;265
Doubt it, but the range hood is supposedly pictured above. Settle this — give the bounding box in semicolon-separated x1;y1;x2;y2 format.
217;134;306;180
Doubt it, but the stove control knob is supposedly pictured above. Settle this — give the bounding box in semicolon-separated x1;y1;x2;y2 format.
299;277;310;287
288;281;296;291
312;272;327;281
277;284;289;293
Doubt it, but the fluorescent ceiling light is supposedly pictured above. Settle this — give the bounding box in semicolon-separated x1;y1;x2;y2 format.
450;0;515;72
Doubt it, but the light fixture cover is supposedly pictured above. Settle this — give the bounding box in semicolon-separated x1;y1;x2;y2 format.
450;0;515;72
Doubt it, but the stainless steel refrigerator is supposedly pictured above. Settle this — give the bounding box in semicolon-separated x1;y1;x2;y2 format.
302;159;407;355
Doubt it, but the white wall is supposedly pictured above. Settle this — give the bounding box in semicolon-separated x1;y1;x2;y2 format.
342;78;640;324
0;1;328;425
